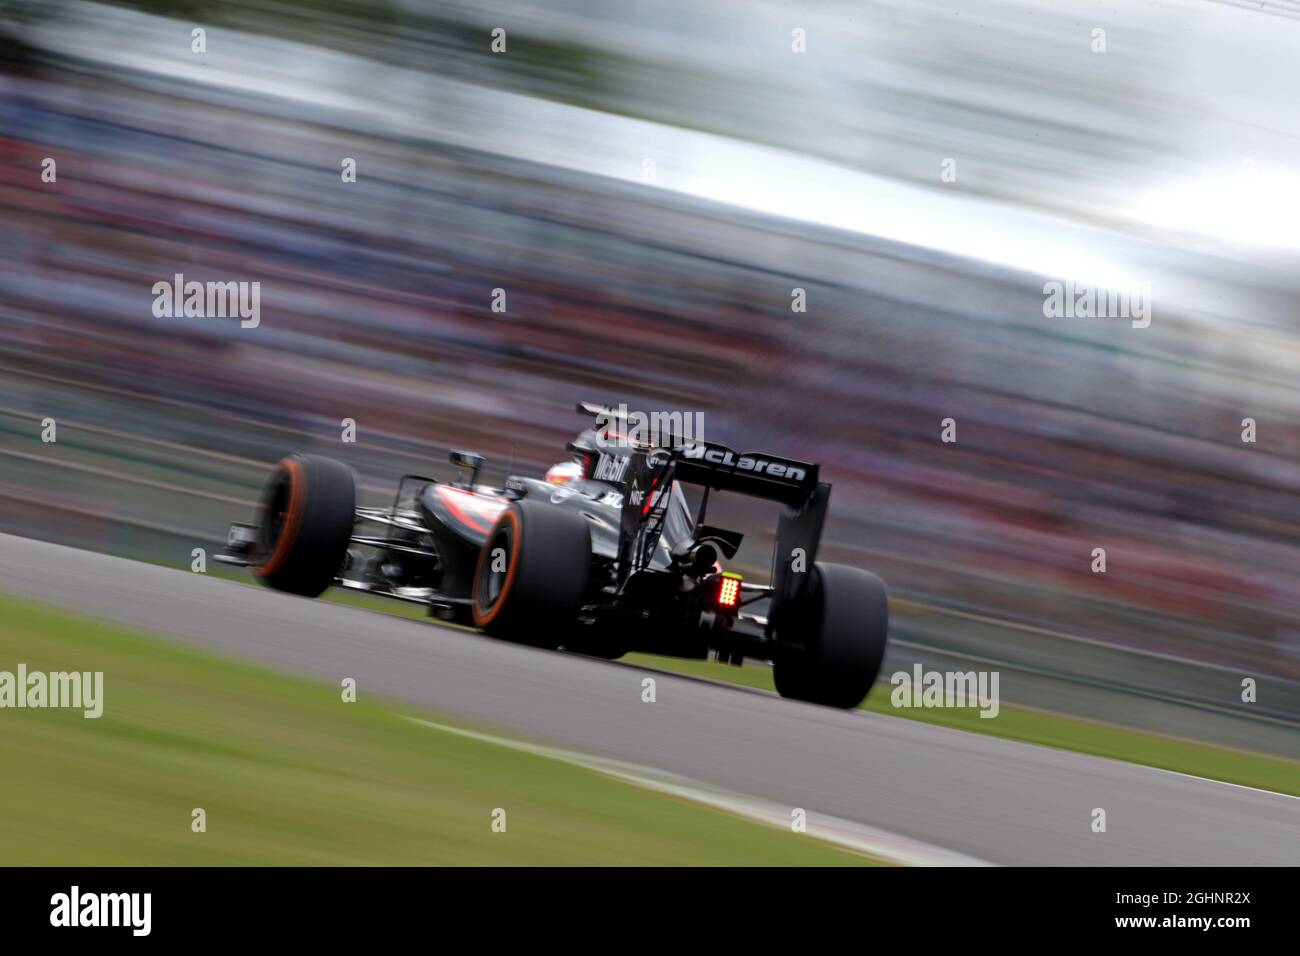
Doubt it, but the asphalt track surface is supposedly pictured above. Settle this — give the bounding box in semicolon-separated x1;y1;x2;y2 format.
3;533;1297;865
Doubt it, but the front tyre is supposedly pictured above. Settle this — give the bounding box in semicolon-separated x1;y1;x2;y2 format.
472;499;592;647
251;454;356;597
773;563;889;709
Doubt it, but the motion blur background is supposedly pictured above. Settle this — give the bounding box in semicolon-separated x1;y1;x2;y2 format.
1;0;1298;753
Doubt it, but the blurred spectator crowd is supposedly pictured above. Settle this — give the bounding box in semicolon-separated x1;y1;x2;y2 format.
2;0;1299;680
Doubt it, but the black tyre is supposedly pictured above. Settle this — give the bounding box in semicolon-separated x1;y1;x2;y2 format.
772;562;889;709
251;454;356;598
472;499;592;647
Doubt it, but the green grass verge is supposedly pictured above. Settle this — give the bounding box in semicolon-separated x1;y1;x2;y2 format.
620;654;1300;798
0;594;871;865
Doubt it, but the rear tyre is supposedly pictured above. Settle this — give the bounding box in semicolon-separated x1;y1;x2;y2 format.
251;454;356;598
773;563;888;709
472;499;592;648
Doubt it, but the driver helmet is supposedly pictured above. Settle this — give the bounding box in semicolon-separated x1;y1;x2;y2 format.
544;459;583;486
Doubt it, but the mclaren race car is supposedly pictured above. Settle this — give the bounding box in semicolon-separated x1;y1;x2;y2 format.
217;402;889;708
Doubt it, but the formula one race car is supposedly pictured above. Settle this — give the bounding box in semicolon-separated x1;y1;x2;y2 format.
217;402;889;708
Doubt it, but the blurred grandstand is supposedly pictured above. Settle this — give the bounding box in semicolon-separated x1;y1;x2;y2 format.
1;0;1298;751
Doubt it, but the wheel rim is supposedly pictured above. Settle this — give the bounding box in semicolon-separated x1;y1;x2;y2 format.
479;528;511;612
258;471;292;556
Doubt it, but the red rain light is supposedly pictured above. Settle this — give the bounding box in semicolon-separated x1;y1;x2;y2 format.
718;574;741;608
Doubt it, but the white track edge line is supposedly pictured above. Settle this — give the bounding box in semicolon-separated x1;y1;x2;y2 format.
404;716;996;867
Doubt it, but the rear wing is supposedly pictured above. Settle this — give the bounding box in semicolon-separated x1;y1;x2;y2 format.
576;401;818;507
673;441;818;508
581;404;831;608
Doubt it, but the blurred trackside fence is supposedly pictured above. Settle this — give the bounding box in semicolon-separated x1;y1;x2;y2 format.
884;600;1300;760
0;385;1296;760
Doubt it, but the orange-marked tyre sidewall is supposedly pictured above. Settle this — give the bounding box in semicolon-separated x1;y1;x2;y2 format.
252;457;305;578
472;509;522;627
